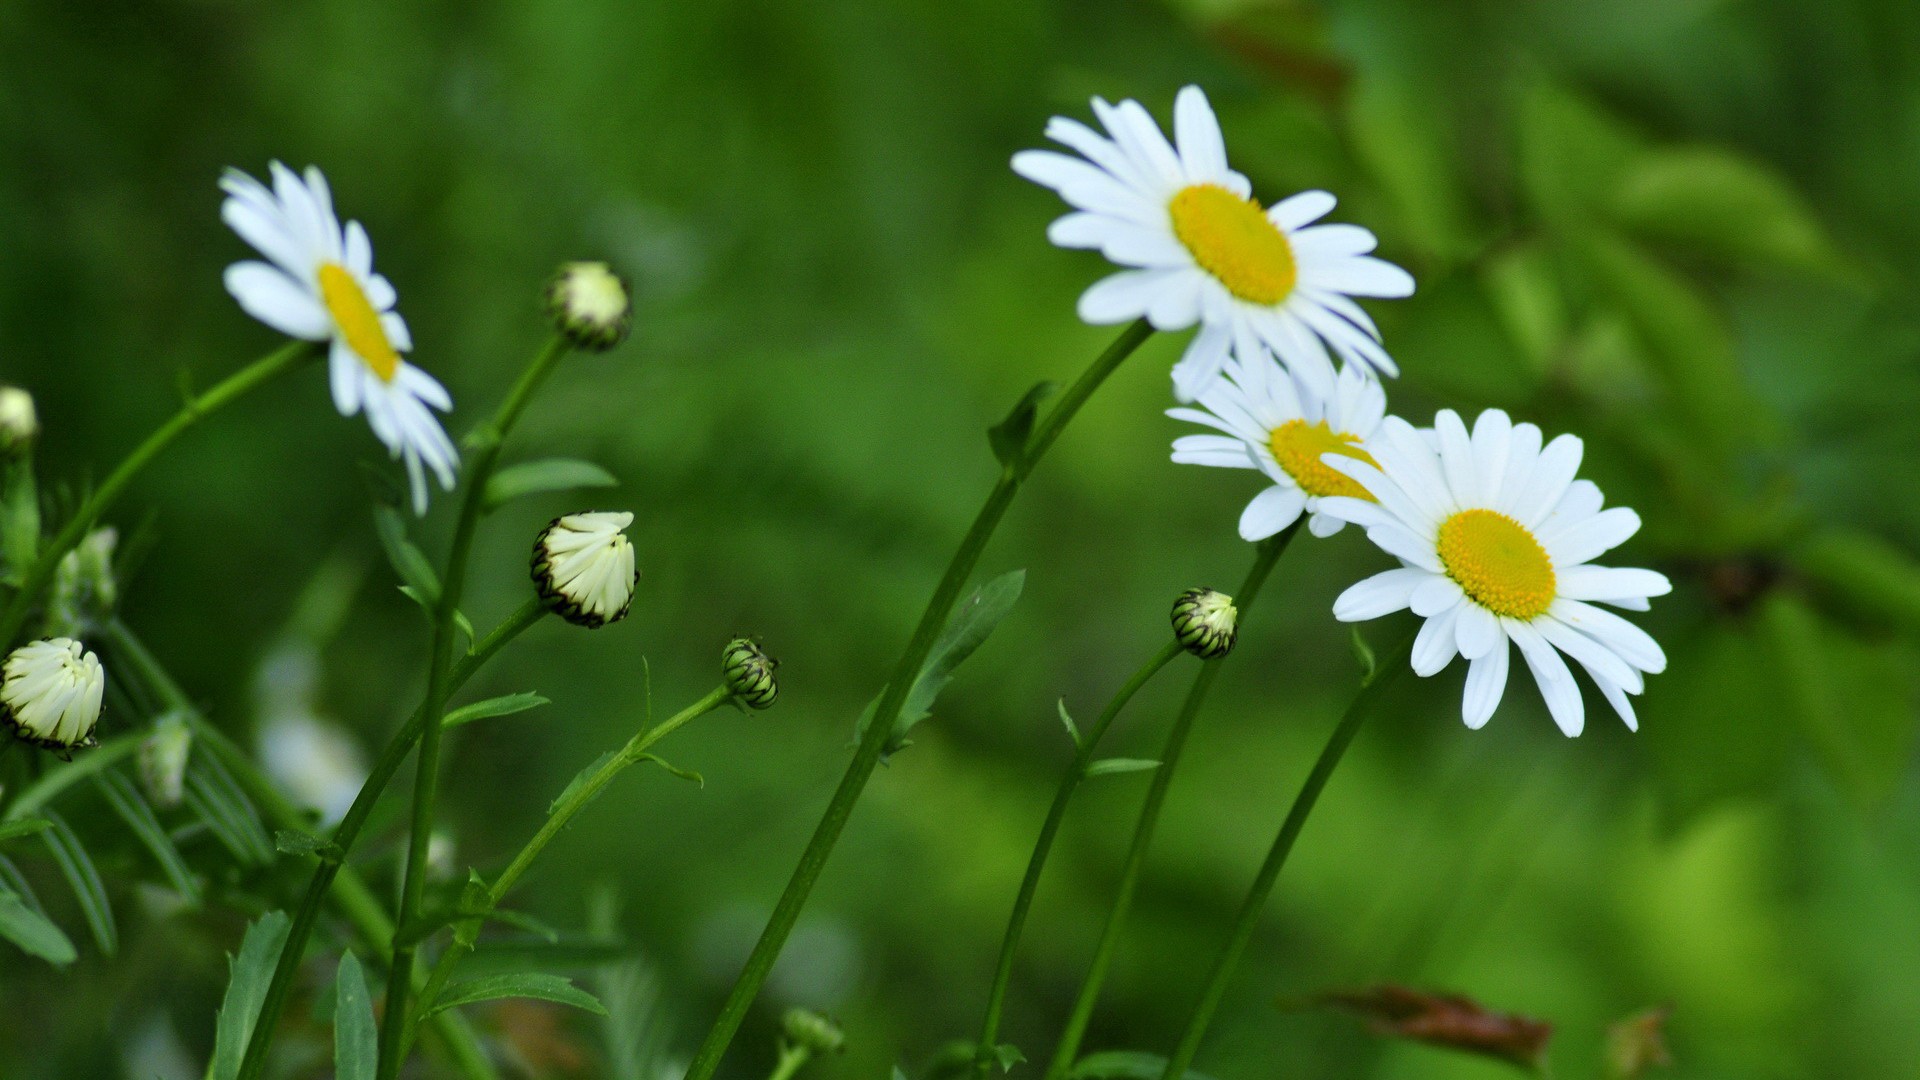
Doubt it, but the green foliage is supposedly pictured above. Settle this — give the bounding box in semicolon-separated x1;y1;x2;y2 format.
856;569;1028;757
331;952;377;1080
0;881;75;966
209;912;292;1080
422;973;609;1019
483;457;620;512
443;691;551;728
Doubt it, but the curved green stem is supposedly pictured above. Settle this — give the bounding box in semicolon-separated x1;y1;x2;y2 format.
1039;523;1301;1080
0;340;318;649
407;685;732;1047
99;619;502;1079
682;319;1154;1080
972;639;1185;1076
233;598;544;1080
377;335;573;1080
1158;632;1413;1080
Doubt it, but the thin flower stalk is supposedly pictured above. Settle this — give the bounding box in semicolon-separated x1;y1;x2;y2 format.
681;318;1155;1080
0;339;319;650
1159;632;1414;1080
1040;521;1300;1080
405;684;734;1052
377;335;575;1080
972;637;1186;1078
232;599;544;1080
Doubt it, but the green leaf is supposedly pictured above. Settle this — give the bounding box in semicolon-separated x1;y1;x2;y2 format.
856;569;1027;757
634;754;703;787
423;973;609;1019
1348;73;1475;259
1793;528;1920;640
445;692;551;729
333;952;377;1080
992;1044;1026;1073
274;828;343;862
1084;758;1160;779
210;911;292;1080
94;771;201;903
39;810;114;956
1;459;40;587
1070;1051;1220;1080
548;750;619;816
185;757;275;865
1349;627;1378;684
1056;698;1081;749
987;382;1057;468
0;882;75;966
1612;146;1841;274
372;505;440;602
1516;79;1643;225
0;818;52;844
484;458;620;512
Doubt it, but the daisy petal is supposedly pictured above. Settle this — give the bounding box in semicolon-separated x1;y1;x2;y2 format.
1555;565;1672;603
1333;567;1430;621
1269;190;1336;230
1545;507;1642;568
1461;636;1510;729
225;262;330;340
1412;605;1462;676
1508;620;1584;737
1239;485;1307;540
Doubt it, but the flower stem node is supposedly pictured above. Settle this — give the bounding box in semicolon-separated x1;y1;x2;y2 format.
0;638;105;756
531;511;638;628
0;386;37;458
1172;587;1238;659
722;637;779;710
780;1008;845;1055
546;262;632;352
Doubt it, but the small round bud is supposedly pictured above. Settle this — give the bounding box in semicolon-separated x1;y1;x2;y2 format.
1171;587;1237;659
45;527;119;638
1;638;105;755
138;711;193;809
0;386;37;458
545;261;632;352
781;1008;844;1055
722;637;778;710
531;511;639;628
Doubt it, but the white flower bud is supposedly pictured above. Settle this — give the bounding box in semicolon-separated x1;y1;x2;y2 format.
1171;587;1238;659
139;711;193;809
45;527;119;638
545;262;632;352
0;387;37;458
531;511;638;628
1;638;105;755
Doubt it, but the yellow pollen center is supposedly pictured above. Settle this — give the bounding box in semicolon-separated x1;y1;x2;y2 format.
1168;184;1298;305
1267;419;1377;500
318;263;399;382
1436;509;1556;620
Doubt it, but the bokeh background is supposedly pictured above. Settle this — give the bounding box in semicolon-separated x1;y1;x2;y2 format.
4;0;1920;1076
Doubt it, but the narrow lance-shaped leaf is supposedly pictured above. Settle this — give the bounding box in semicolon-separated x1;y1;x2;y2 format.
445;692;551;729
0;882;76;966
1084;758;1160;779
484;458;619;512
855;569;1027;757
185;756;274;865
93;770;201;903
210;911;293;1080
372;504;440;602
39;810;115;956
333;951;378;1080
422;973;610;1019
987;381;1057;468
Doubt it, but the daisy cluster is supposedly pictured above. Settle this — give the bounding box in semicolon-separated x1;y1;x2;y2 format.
1019;87;1669;736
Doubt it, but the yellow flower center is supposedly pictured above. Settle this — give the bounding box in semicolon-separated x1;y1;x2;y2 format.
1436;509;1556;620
318;263;400;382
1268;419;1377;500
1168;184;1298;305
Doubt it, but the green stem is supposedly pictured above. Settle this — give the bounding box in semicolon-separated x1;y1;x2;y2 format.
1039;523;1301;1080
767;1045;813;1080
99;619;501;1080
231;599;543;1080
1158;632;1413;1080
682;319;1154;1080
0;340;318;650
378;335;572;1080
407;685;732;1046
972;639;1185;1076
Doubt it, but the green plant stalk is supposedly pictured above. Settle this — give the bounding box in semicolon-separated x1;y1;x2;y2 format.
230;599;544;1080
0;339;319;650
1159;632;1413;1080
406;685;733;1049
1040;523;1300;1080
682;319;1155;1080
98;619;498;1080
378;335;573;1080
972;638;1185;1076
766;1043;815;1080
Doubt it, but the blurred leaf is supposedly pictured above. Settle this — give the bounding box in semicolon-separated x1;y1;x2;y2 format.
1517;79;1644;225
456;934;631;978
1309;985;1554;1071
1641;618;1795;825
1085;758;1160;778
333;952;377;1080
1481;242;1568;375
445;692;551;729
987;381;1057;468
372;504;440;603
424;973;609;1019
39;810;114;956
0;818;52;844
857;570;1027;757
210;911;292;1080
1613;147;1841;274
548;751;618;816
992;1044;1025;1072
274;829;342;862
1057;698;1081;749
0;882;75;966
484;458;620;512
185;757;274;865
1070;1051;1219;1080
1606;1006;1674;1079
1350;627;1377;684
635;754;703;787
1349;73;1474;260
94;770;201;903
1791;528;1920;639
1;459;38;585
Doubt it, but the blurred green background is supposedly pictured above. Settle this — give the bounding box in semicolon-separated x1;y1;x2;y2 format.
4;0;1920;1076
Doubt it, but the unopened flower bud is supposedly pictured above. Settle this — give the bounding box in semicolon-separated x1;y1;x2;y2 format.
1;638;105;756
545;262;632;352
45;527;118;638
722;637;778;710
0;387;37;458
1171;587;1237;659
781;1007;844;1055
531;511;639;628
138;711;193;809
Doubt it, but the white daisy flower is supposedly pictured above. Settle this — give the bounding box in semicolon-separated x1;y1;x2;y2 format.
220;162;457;515
1168;350;1387;541
1;638;105;754
532;511;639;628
1012;85;1414;403
1318;409;1671;736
